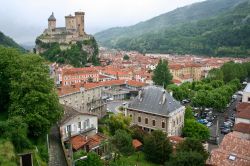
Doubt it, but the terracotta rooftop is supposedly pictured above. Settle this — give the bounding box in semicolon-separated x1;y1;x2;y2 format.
169;136;185;144
71;133;106;151
62;67;98;75
132;139;142;149
208;132;250;166
234;123;250;134
236;102;250;119
58;80;146;96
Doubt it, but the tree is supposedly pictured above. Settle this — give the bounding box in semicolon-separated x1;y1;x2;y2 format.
182;119;210;141
176;138;208;160
75;152;103;166
130;125;147;143
111;129;134;156
152;59;173;88
87;77;93;83
106;113;131;135
123;54;129;60
144;130;172;164
165;151;205;166
207;68;224;81
8;54;63;137
0;139;17;166
184;106;195;120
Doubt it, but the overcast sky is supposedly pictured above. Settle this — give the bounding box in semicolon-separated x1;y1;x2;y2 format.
0;0;204;44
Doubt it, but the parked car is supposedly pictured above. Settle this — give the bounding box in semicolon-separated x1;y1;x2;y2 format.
206;122;213;127
107;97;114;101
221;128;231;134
194;113;199;117
232;95;237;100
224;121;233;127
237;91;243;95
197;119;208;124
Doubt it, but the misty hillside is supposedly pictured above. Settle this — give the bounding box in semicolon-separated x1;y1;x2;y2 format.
0;31;24;51
95;0;250;57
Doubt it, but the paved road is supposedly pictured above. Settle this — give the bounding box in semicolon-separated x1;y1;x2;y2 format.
48;125;68;166
107;101;127;114
208;95;241;151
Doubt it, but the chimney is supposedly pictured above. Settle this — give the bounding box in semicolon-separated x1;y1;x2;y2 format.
138;89;143;101
162;91;166;104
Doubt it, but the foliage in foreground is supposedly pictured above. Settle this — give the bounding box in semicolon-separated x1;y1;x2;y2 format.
143;130;172;164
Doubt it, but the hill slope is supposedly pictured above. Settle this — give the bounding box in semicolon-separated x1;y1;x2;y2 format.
0;31;24;51
95;0;250;57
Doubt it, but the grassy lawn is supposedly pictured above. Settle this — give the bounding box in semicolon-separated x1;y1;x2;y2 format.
113;152;159;166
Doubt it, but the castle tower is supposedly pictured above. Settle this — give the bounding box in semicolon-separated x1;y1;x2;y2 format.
48;12;56;31
75;11;85;36
65;14;76;30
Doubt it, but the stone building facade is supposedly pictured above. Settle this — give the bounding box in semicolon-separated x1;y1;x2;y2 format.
125;86;185;136
59;84;106;118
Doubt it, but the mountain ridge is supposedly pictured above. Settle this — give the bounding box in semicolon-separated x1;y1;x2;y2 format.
95;0;249;57
0;31;24;51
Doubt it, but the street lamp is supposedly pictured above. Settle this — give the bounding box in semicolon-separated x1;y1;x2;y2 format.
73;156;87;166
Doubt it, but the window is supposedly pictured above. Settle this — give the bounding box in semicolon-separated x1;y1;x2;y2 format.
86;119;90;128
138;117;141;122
78;122;81;129
145;118;148;124
248;97;250;102
130;114;132;118
152;120;155;126
162;122;165;128
67;125;71;132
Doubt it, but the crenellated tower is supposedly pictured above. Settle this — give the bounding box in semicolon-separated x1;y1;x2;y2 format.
75;11;85;36
48;12;56;31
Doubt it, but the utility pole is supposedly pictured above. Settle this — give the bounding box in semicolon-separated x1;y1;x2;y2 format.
216;117;219;145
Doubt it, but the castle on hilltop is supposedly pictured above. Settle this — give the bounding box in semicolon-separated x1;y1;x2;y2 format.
37;11;91;44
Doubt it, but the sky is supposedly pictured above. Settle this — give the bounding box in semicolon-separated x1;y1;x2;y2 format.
0;0;204;45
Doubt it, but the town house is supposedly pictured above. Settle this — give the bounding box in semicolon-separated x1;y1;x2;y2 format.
125;86;185;136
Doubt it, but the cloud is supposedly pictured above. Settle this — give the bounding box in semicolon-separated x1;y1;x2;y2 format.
0;0;204;44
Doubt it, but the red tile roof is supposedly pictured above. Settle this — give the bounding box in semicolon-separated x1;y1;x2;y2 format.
208;132;250;166
236;103;250;119
58;80;146;96
71;135;88;150
62;67;98;75
71;133;106;151
234;123;250;134
132;139;142;149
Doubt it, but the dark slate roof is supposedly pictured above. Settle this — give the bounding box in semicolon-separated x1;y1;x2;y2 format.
48;12;56;21
128;86;183;117
59;105;96;125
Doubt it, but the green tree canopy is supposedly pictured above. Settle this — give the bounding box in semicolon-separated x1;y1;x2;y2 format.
165;151;205;166
0;46;62;138
75;152;103;166
182;119;210;141
123;54;129;60
152;59;173;88
143;130;172;164
176;138;208;160
106;113;131;135
111;129;134;156
184;106;195;120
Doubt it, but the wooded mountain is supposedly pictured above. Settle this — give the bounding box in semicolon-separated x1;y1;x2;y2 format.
95;0;250;57
0;31;24;51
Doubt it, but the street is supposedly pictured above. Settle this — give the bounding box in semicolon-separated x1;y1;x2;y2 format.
106;100;126;114
208;94;241;151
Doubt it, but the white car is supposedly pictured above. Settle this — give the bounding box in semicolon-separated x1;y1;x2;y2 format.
206;122;213;127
